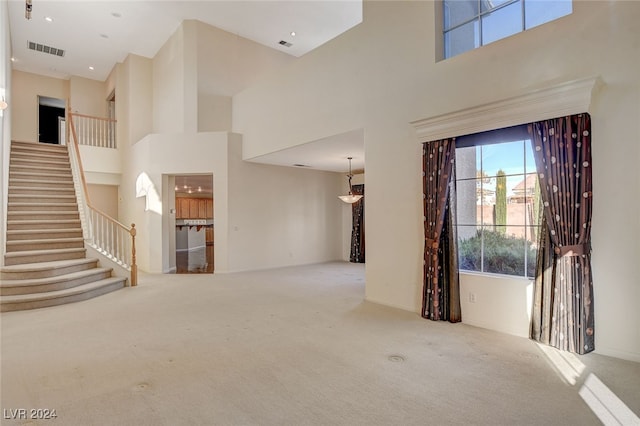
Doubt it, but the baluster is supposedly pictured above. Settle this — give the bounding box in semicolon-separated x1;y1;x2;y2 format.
130;224;137;286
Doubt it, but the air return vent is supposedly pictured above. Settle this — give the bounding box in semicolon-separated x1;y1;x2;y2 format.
27;41;65;57
278;40;292;48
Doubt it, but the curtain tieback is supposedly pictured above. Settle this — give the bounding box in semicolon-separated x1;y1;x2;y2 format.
555;243;591;257
425;237;439;249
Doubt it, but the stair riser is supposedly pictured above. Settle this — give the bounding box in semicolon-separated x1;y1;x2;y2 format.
11;159;70;168
9;181;75;190
8;204;78;212
0;260;98;280
11;150;68;157
4;250;87;266
0;280;125;312
7;230;83;241
9;189;76;197
11;142;68;151
9;172;73;182
7;213;80;221
6;240;84;252
9;195;77;203
9;167;71;176
7;221;82;230
1;271;112;296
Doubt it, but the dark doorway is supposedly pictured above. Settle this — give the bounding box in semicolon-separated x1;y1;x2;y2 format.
38;96;66;144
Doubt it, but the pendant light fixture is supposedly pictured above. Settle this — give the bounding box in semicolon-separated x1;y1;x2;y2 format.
338;157;363;204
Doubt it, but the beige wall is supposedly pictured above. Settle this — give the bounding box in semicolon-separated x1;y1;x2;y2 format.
198;94;232;132
153;23;187;134
11;70;69;143
69;76;107;117
1;0;11;266
196;20;293;97
87;184;119;220
227;136;343;272
232;1;640;361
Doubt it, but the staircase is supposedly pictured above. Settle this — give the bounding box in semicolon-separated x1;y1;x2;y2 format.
1;141;127;312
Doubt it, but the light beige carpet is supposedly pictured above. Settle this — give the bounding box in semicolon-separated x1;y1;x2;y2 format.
1;262;638;425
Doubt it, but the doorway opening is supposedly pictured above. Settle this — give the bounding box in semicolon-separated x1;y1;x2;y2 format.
174;174;214;273
38;96;66;145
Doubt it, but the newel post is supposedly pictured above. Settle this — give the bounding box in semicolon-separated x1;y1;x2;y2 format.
130;223;137;287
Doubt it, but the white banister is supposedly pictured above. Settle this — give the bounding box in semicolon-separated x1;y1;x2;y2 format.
69;112;117;149
68;109;137;286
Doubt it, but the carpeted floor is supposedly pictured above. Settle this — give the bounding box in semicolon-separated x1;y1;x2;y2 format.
1;262;638;425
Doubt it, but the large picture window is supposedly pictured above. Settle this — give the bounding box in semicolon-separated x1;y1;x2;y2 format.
443;0;572;59
455;127;541;278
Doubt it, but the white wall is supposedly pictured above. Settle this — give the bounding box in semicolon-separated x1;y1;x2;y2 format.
87;184;119;220
11;70;69;143
226;135;343;272
69;76;107;117
0;0;11;266
233;1;640;361
120;131;229;273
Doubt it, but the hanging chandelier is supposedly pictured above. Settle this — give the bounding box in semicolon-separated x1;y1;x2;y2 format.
338;157;363;204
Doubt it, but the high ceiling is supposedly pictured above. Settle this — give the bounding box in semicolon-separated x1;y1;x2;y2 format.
8;0;363;81
7;0;365;178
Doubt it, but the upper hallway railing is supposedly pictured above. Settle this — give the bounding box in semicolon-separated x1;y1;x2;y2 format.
69;112;117;149
67;109;137;286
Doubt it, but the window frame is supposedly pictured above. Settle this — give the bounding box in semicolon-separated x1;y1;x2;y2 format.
442;0;572;59
454;124;541;279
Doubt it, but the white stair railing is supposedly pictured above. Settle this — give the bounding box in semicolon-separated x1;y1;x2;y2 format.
67;109;137;286
69;112;117;148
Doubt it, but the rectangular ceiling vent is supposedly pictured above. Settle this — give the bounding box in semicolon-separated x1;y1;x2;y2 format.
27;41;65;57
278;40;292;48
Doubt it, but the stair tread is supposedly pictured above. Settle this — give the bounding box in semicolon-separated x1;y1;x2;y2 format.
7;229;82;235
7;210;78;215
4;247;86;257
9;194;76;199
1;258;98;272
9;186;75;192
7;237;84;244
0;277;125;303
8;202;78;206
8;219;80;224
1;267;112;287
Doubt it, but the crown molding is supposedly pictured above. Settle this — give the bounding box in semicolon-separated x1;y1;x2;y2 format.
411;76;603;142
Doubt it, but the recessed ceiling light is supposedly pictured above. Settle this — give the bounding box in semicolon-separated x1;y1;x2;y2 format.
44;16;53;22
11;57;15;62
290;31;296;37
111;12;122;18
89;66;94;70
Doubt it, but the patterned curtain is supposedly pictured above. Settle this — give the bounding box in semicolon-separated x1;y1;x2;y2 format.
350;184;365;263
528;114;594;354
422;139;461;322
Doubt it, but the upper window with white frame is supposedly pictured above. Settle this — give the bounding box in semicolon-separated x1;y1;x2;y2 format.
443;0;572;59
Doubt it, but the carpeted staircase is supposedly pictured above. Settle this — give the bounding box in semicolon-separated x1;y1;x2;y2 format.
0;141;126;312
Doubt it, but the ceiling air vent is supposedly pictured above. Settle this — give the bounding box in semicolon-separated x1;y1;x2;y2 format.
278;40;292;48
27;41;65;57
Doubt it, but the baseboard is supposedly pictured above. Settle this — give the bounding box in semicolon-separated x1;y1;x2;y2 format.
164;267;177;274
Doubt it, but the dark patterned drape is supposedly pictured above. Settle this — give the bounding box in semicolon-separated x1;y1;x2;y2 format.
350;184;365;263
528;114;594;354
422;139;461;322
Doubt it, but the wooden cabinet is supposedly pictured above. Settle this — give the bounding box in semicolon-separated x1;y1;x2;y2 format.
176;197;214;219
178;198;190;219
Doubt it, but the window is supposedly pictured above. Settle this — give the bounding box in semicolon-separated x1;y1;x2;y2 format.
443;0;572;58
455;126;541;278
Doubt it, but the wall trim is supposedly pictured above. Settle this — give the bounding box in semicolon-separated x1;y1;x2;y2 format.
411;76;603;142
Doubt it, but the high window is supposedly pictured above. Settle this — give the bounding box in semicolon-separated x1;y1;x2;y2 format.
443;0;572;59
454;126;541;278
